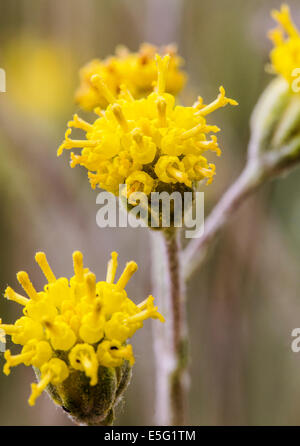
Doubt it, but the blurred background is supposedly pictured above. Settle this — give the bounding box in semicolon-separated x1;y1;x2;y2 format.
0;0;300;426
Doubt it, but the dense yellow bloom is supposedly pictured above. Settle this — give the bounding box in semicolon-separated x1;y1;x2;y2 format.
269;4;300;90
1;251;164;407
58;54;237;199
75;43;186;110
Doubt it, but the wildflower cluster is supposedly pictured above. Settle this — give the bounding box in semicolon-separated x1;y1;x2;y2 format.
0;251;164;408
75;43;186;111
58;54;237;202
269;4;300;90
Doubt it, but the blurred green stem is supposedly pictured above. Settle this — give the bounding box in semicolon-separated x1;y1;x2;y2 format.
151;229;188;426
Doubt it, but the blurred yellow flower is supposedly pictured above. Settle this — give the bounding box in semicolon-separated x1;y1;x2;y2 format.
75;43;186;110
3;36;75;118
0;251;164;407
269;4;300;91
58;54;237;199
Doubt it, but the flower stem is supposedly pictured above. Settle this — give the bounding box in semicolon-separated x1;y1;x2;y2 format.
151;228;188;426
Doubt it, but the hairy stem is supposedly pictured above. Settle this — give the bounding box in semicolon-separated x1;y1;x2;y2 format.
151;229;188;426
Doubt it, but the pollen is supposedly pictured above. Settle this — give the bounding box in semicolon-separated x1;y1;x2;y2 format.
1;251;164;406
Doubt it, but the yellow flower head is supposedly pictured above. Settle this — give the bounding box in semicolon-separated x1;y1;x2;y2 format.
58;55;237;199
75;43;186;110
269;4;300;90
1;251;164;410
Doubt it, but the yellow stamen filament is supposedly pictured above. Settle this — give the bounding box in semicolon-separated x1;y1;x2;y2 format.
35;252;56;283
117;261;138;289
68;114;93;132
128;295;164;324
85;273;96;302
17;271;39;301
196;136;218;149
180;124;205;140
58;129;99;156
106;251;118;283
155;54;170;95
127;307;157;324
111;104;129;131
73;251;84;282
3;350;34;375
0;323;21;335
4;286;29;306
157;98;167;127
29;371;52;406
167;165;187;183
137;298;149;310
196;86;238;116
272;5;299;38
90;74;116;104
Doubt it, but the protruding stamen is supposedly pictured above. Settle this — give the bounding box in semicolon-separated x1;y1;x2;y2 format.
137;297;149;310
111;104;128;131
68;114;93;132
0;322;21;335
106;251;118;284
73;251;84;282
35;252;56;283
91;74;116;104
117;261;138;289
3;350;34;375
29;371;52;406
4;286;29;306
58;128;99;156
127;295;164;324
272;5;299;38
17;271;39;301
157;98;167;127
196;86;238;117
29;358;69;406
85;272;96;302
155;54;170;95
180;124;220;140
